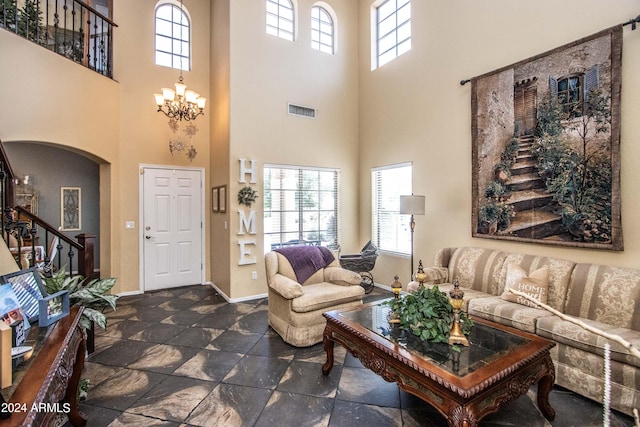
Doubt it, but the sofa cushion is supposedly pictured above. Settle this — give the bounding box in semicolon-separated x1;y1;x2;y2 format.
537;315;640;369
469;296;554;333
446;247;509;294
425;283;492;311
501;263;549;308
497;253;575;312
565;263;640;330
291;282;364;313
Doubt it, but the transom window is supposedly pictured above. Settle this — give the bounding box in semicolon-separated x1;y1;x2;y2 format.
266;0;295;41
371;163;412;254
155;3;190;70
374;0;411;69
311;5;334;55
264;165;339;252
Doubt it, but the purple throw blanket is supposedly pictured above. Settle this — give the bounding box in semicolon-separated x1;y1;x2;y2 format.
274;246;335;284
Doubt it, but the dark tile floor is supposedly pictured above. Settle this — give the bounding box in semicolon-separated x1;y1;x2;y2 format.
77;285;635;426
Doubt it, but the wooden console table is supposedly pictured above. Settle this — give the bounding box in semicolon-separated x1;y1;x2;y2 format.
0;306;87;427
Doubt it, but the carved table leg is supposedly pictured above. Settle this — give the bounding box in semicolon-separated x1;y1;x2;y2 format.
322;328;334;375
65;333;87;427
536;356;556;421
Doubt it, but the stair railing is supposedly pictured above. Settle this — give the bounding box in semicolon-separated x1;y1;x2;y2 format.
0;0;117;78
0;139;95;280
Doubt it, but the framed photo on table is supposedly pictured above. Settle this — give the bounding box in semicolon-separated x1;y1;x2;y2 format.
1;267;46;323
38;290;70;327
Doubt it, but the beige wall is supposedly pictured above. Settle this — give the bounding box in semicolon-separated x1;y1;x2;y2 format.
210;0;232;296
3;1;638;299
358;0;640;288
0;29;119;283
0;0;212;294
216;0;360;299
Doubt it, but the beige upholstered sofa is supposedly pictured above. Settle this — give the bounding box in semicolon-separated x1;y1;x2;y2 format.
409;246;640;416
265;248;365;347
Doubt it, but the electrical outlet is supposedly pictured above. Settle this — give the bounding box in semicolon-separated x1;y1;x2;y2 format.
251;271;257;280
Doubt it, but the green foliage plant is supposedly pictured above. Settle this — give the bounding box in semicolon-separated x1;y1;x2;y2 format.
41;268;118;330
384;285;473;345
237;186;258;207
533;90;613;243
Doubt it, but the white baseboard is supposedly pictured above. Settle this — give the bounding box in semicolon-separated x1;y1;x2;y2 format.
207;282;268;303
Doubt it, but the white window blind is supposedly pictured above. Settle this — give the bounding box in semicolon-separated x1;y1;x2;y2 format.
371;163;412;254
264;165;339;252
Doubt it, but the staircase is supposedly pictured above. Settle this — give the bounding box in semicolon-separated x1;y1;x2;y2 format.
503;135;565;239
0;140;95;279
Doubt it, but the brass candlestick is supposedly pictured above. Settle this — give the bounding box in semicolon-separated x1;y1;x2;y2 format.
414;260;427;288
391;275;402;299
389;275;402;325
448;279;469;346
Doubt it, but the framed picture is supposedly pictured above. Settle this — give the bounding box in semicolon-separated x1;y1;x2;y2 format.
219;185;227;213
471;27;622;250
1;268;46;323
38;290;70;327
0;284;29;336
212;187;219;212
61;187;81;231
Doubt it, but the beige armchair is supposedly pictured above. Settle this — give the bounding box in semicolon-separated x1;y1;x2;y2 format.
265;247;365;347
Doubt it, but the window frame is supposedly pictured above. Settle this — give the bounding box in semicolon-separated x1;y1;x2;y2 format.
154;1;191;71
266;0;295;42
371;162;413;255
371;0;411;70
311;4;335;55
264;164;340;252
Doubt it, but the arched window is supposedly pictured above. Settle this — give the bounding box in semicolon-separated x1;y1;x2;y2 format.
311;5;334;54
155;2;190;70
266;0;294;41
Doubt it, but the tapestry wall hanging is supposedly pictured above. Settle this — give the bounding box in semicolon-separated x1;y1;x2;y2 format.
471;26;623;250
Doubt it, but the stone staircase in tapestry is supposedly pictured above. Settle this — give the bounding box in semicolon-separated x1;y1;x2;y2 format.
504;135;565;238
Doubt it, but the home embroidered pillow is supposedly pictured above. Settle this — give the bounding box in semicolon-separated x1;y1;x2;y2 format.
501;263;550;308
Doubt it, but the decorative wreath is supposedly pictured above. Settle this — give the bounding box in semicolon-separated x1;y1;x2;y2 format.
237;186;258;207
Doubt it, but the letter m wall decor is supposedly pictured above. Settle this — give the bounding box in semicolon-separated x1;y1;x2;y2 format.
471;26;623;250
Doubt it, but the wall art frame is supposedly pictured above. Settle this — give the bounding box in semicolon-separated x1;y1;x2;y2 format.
471;26;623;250
61;187;81;231
212;187;219;213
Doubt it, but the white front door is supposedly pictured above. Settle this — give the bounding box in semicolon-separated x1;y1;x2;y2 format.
142;166;203;291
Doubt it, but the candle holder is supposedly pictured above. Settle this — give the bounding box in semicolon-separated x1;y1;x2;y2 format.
391;275;402;299
389;275;402;325
448;279;469;346
414;260;427;288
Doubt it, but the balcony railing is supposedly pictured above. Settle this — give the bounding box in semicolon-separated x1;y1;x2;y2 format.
0;0;117;78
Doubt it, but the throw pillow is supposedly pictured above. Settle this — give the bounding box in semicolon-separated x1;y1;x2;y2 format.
501;263;550;308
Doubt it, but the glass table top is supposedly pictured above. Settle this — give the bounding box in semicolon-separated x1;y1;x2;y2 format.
337;301;531;377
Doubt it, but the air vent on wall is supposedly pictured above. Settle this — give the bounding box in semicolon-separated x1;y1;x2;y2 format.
288;103;316;119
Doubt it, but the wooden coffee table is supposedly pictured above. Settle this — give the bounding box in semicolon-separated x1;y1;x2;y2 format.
322;301;556;427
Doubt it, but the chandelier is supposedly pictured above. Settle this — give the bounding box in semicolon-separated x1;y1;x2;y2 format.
153;0;205;161
154;76;206;122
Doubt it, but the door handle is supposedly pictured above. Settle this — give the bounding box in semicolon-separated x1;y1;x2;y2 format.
145;235;153;239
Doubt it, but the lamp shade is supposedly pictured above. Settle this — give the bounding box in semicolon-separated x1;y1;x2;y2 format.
399;195;425;215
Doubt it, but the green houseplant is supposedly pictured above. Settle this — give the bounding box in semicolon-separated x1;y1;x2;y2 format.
41;267;118;330
384;285;472;345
